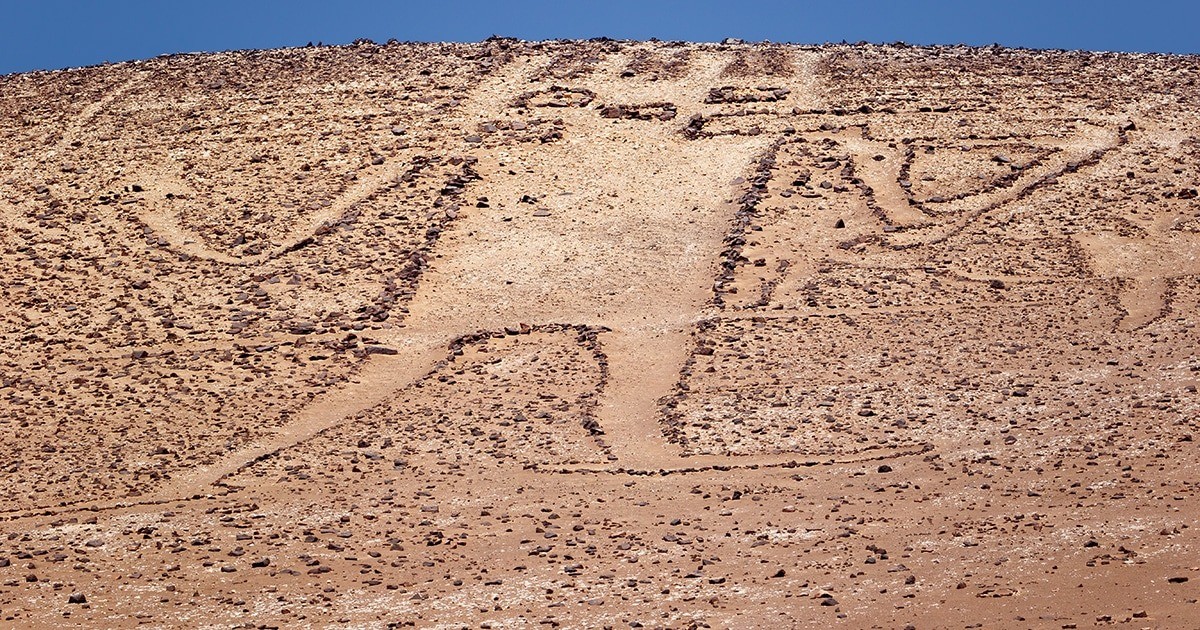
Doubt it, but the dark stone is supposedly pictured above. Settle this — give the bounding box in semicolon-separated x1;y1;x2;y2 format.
289;321;316;335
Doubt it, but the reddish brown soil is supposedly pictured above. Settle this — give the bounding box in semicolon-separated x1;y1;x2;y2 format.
1;40;1199;628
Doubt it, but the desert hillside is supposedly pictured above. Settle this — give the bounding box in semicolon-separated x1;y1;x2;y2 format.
1;39;1199;628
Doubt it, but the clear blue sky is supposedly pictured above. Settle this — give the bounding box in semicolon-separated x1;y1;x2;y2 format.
2;0;1197;75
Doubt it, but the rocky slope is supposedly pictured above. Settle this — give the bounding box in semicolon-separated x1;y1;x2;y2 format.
1;39;1199;628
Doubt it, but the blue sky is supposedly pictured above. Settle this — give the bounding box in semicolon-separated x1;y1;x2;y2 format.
2;0;1197;75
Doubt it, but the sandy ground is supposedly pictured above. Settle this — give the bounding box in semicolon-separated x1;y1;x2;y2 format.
1;40;1200;628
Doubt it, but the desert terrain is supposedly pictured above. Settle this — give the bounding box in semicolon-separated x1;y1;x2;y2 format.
1;38;1199;628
